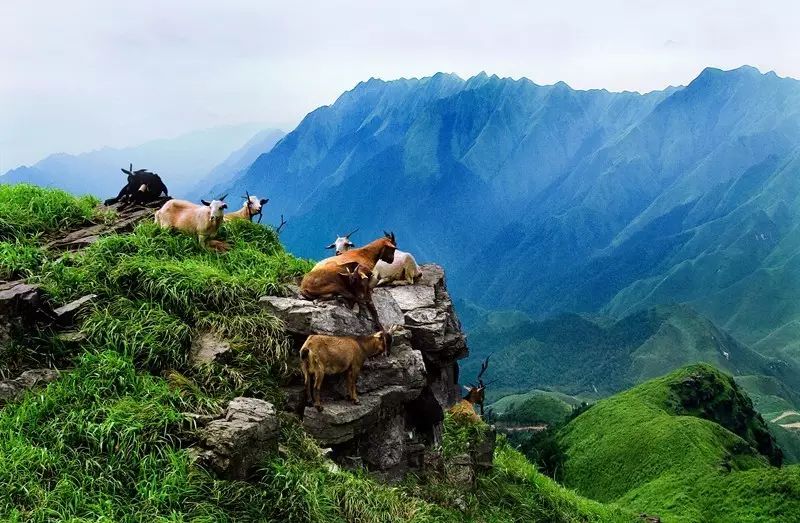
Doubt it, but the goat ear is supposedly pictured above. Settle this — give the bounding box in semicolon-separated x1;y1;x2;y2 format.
260;198;269;205
325;243;336;249
201;200;211;206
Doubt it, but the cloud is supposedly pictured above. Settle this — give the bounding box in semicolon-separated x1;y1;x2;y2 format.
1;0;799;169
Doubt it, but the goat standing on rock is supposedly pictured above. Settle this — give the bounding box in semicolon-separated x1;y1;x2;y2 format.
154;196;228;250
300;326;399;412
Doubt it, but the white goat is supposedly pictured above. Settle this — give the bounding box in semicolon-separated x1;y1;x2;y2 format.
329;232;421;286
224;193;268;222
154;196;228;248
325;228;359;255
372;250;422;286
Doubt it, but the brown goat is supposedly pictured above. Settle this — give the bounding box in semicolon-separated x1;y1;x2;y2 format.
312;231;397;272
300;326;397;412
301;232;396;328
448;355;491;421
300;260;379;324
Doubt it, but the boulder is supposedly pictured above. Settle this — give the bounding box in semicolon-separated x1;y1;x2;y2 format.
361;413;406;470
446;453;475;488
260;265;466;364
190;331;232;365
0;368;60;405
53;294;97;321
195;397;280;480
471;427;497;471
0;281;52;347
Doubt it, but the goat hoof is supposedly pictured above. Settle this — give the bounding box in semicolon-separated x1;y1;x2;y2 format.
352;399;360;405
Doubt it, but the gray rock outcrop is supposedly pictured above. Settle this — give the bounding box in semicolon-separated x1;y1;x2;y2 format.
261;263;470;479
190;331;232;365
0;368;60;405
46;198;167;251
195;397;280;480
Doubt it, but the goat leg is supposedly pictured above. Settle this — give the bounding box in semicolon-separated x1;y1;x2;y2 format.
362;299;383;337
314;373;324;412
348;369;360;405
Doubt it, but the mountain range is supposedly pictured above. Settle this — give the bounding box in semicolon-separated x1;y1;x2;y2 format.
2;124;283;197
4;65;799;410
214;66;800;374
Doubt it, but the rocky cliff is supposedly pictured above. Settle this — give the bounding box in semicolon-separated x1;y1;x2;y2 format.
261;264;470;479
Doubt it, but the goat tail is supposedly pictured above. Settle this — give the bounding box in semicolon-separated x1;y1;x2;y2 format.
300;345;310;360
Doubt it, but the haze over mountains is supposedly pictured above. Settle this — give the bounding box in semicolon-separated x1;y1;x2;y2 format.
4;65;800;411
2;123;282;197
214;66;800;374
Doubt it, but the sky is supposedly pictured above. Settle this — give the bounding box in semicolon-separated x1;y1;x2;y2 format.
2;0;799;170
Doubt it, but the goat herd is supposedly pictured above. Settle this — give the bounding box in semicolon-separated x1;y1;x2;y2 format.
104;165;489;420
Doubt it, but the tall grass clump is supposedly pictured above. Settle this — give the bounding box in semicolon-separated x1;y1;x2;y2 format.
0;240;45;280
0;184;100;242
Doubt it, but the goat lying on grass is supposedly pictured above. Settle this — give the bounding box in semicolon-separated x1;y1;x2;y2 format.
224;192;268;222
154;196;228;250
300;325;398;412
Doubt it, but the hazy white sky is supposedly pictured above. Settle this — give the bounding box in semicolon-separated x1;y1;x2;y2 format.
2;0;798;170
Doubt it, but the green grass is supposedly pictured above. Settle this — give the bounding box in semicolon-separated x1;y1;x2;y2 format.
489;390;580;426
0;185;634;522
558;364;800;521
0;183;101;242
0;241;45;280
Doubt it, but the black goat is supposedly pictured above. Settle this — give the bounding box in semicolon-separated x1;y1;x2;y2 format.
104;164;169;207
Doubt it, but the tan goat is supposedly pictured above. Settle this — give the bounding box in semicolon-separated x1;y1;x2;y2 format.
300;326;398;412
224;193;268;222
154;196;228;248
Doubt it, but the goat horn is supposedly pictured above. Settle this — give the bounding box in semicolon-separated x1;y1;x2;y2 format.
218;193;228;201
344;227;359;238
476;354;491;380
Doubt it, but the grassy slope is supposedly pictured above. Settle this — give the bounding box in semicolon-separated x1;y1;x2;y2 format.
463;305;800;401
0;185;630;522
558;364;800;522
461;303;800;465
489;390;582;427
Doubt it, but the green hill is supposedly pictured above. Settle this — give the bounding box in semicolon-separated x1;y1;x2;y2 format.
558;364;800;521
0;185;632;522
488;390;584;427
461;304;800;430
